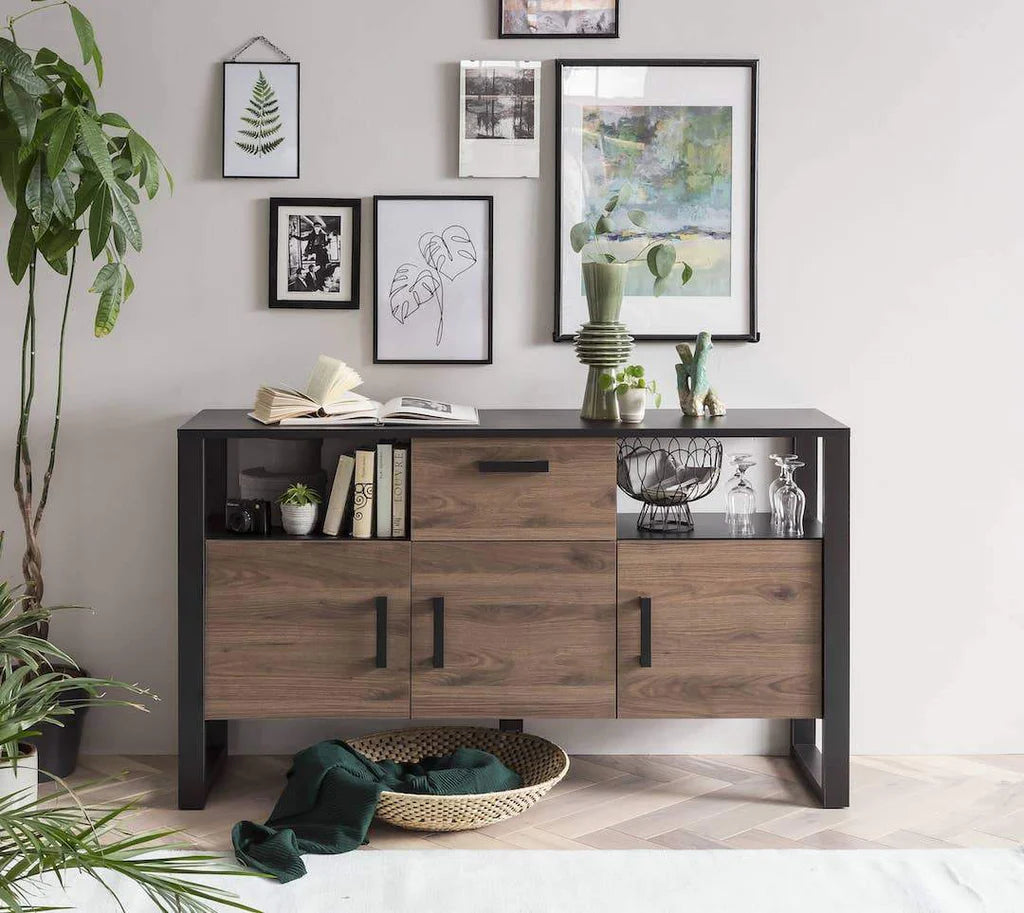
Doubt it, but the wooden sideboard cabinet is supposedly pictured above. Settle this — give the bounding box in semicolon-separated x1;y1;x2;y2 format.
179;409;850;811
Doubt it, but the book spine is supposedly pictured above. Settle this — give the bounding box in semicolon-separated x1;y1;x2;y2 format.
376;444;393;539
392;447;408;538
322;455;355;536
352;450;375;539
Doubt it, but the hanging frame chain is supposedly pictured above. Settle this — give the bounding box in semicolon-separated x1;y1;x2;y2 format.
227;35;292;62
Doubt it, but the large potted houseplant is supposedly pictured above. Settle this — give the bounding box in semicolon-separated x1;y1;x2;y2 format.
0;0;170;777
0;559;262;911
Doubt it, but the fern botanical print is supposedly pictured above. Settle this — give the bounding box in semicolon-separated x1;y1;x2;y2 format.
236;70;285;157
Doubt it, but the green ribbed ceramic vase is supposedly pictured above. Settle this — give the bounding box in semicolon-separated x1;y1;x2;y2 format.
575;262;634;421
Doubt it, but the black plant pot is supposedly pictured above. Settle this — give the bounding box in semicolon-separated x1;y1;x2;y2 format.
30;668;89;783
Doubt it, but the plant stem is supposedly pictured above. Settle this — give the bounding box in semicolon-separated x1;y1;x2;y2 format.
33;246;76;540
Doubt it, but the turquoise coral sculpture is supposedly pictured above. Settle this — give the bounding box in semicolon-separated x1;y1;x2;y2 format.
675;332;726;417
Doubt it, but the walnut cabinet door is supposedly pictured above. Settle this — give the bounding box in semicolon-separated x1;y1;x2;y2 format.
617;541;823;719
411;541;616;718
205;540;410;719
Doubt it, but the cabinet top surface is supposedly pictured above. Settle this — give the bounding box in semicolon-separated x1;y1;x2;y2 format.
179;408;849;437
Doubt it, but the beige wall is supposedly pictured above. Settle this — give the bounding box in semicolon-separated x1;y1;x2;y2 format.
1;0;1022;755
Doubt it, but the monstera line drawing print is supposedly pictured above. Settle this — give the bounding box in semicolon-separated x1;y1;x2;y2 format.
390;225;478;347
236;70;284;156
375;197;493;364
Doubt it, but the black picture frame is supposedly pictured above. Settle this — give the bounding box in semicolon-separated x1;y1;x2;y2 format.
268;197;361;310
373;195;494;365
498;0;620;38
222;61;300;179
554;58;759;343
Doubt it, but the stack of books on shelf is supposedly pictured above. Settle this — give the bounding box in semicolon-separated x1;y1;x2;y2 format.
322;443;409;539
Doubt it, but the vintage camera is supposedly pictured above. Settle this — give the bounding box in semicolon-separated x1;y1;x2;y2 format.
225;498;272;535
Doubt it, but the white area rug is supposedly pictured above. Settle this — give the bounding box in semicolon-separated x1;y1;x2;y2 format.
35;849;1024;912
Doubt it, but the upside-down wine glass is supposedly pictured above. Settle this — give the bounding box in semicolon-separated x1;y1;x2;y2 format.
777;460;807;537
724;453;753;524
769;454;799;530
726;456;757;537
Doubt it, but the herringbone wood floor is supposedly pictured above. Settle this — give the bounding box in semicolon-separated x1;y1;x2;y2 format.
45;754;1024;853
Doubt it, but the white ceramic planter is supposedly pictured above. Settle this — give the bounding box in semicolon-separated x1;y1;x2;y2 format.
616;388;647;424
0;743;39;807
280;502;318;535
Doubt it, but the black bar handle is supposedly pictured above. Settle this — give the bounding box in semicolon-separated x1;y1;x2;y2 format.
375;596;388;669
640;596;652;668
432;597;445;669
477;460;550;474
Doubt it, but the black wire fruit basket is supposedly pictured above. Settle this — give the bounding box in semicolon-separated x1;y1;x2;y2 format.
616;437;723;531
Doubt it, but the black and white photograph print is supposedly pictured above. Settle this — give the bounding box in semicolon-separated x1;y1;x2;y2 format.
499;0;619;38
374;196;493;364
223;61;300;178
269;198;361;309
460;60;541;178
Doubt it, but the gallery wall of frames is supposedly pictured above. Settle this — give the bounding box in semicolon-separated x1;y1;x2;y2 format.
221;5;759;364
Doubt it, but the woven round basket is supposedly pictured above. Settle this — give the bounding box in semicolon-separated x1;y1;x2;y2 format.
349;727;570;832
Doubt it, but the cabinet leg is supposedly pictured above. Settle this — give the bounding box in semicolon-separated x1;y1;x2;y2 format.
790;431;850;809
179;719;227;810
498;719;524;733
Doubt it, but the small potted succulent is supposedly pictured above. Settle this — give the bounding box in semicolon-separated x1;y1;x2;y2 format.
600;365;662;424
278;483;322;535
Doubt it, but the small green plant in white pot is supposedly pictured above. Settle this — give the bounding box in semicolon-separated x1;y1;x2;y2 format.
601;365;662;424
279;483;322;535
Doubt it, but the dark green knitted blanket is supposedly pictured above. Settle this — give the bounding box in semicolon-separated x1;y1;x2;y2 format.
232;739;521;883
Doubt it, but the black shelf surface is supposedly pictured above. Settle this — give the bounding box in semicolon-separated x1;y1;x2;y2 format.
205;518;410;543
180;408;848;439
617;512;823;541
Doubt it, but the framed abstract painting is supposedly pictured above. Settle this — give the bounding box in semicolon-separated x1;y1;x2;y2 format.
500;0;619;38
373;196;494;364
223;61;300;178
555;59;759;342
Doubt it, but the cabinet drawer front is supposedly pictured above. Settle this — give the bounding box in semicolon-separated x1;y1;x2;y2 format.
618;541;822;719
412;541;616;718
411;437;616;540
205;541;410;719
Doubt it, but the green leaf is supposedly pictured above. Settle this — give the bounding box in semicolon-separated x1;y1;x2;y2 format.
7;212;34;283
69;5;103;84
127;130;167;198
110;183;141;251
605;194;619;213
99;112;131;129
647;242;675;280
595;215;613;235
74;169;101;218
0;122;20;207
0;37;49;95
653;275;669;297
111;222;125;256
569;221;592;254
88;183;112;257
627;209;648;229
115;176;139;204
3;79;38;144
76;110;114;184
37;225;81;260
42;250;68;274
24;156;53;227
51;169;75;220
603;253;616;263
46;108;78;178
123;263;135;300
680;262;694;286
92;264;123;336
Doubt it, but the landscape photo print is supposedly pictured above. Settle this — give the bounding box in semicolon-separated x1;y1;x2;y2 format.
460;60;541;177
